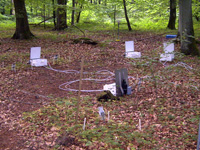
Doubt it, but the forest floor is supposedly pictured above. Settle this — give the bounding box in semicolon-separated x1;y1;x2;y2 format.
0;26;200;150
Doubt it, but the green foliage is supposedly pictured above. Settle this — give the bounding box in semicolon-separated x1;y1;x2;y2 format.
192;0;200;19
0;14;14;21
0;0;198;33
130;17;169;31
131;0;169;19
21;96;157;148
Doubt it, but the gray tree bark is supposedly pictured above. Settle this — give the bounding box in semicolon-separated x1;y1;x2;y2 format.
178;0;199;56
12;0;34;39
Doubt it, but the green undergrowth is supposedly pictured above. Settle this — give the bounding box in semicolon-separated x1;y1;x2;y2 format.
0;19;199;40
194;21;200;38
0;52;30;70
22;97;158;149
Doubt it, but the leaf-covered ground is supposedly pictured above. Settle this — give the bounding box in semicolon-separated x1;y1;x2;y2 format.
0;26;200;149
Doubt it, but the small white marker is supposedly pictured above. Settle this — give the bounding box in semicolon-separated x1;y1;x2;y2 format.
11;63;16;72
83;118;86;130
98;106;105;121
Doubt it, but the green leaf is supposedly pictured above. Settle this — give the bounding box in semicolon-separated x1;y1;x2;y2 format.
85;141;92;146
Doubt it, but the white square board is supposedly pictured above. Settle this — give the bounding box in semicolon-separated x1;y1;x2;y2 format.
125;41;134;53
163;42;174;53
30;47;41;60
160;53;174;62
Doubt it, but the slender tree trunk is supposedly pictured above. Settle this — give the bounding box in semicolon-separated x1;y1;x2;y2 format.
36;0;38;16
12;0;34;39
30;0;33;13
71;0;75;25
178;0;199;56
10;0;14;15
43;3;46;29
114;5;116;25
2;7;5;15
194;0;200;21
52;0;57;28
1;0;6;14
76;4;83;23
195;16;199;21
56;0;67;30
167;0;176;29
123;0;132;31
104;0;107;6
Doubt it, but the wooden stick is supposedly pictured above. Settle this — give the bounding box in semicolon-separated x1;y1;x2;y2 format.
139;119;141;131
108;111;110;121
75;58;84;124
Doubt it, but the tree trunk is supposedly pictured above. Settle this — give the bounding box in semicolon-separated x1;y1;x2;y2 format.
30;0;33;13
56;0;67;30
178;0;200;56
1;0;6;15
114;5;116;25
43;3;46;29
12;0;34;39
167;0;176;30
2;6;5;15
10;0;13;15
71;0;75;25
194;0;200;21
52;0;57;28
123;0;132;31
76;4;83;23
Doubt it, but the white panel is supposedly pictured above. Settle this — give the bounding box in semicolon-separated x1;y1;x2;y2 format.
163;42;174;53
160;53;174;62
103;83;116;96
125;41;134;53
126;52;141;58
30;59;47;67
30;47;41;59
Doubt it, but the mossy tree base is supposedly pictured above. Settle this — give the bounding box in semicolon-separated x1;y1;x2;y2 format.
97;91;119;102
71;37;98;45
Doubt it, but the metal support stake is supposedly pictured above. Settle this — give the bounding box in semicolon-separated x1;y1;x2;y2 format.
117;21;120;41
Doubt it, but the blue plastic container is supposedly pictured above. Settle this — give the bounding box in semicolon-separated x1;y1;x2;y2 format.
166;35;177;39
